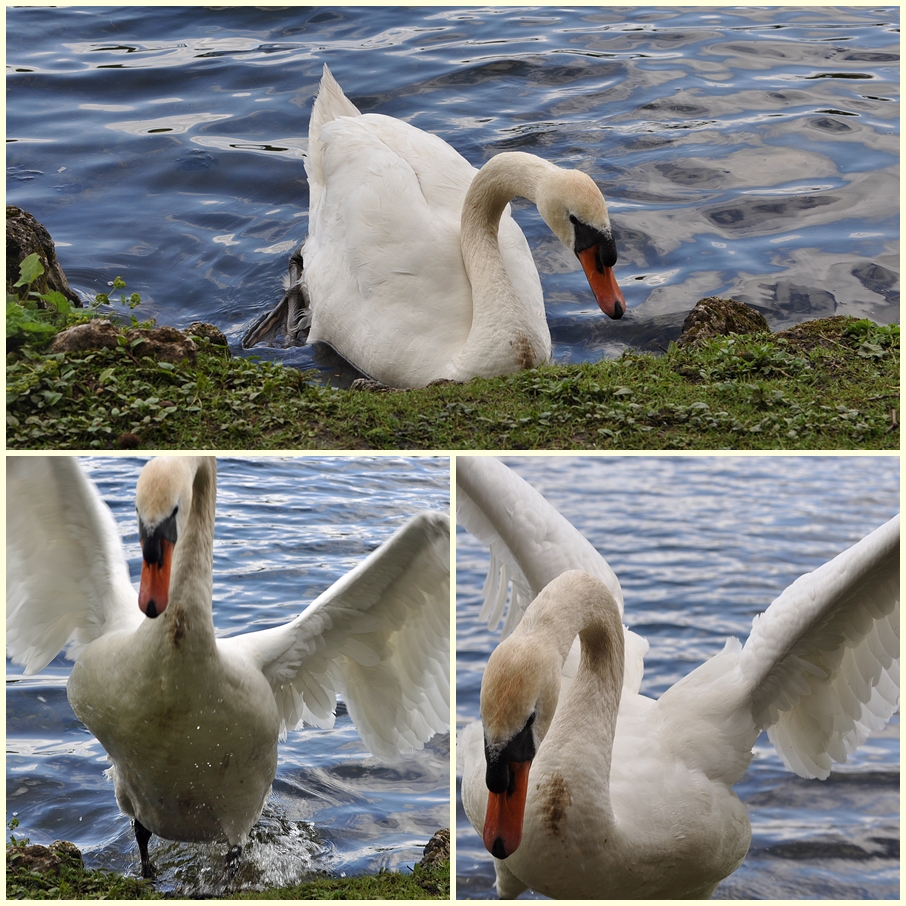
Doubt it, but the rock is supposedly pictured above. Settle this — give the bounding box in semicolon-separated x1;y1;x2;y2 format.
50;321;198;364
186;321;229;348
775;316;856;352
418;828;450;868
186;321;231;358
116;433;142;449
8;840;83;875
50;319;121;352
126;325;197;365
7;206;81;306
676;297;770;348
350;378;395;392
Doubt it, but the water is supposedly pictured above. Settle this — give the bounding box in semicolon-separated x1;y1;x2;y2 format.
456;455;900;899
6;7;899;384
6;455;450;894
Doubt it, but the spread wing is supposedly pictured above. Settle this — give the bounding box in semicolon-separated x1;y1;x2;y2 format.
740;514;899;778
6;456;140;674
223;511;450;759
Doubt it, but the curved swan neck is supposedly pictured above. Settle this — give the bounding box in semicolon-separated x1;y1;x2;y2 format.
462;152;558;240
528;570;625;701
452;152;556;377
528;571;625;770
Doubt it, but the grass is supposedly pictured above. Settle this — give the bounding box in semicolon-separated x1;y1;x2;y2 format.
6;315;899;450
6;835;449;900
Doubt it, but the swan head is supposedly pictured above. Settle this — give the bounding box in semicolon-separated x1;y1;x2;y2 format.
134;458;198;619
536;168;626;320
479;631;560;860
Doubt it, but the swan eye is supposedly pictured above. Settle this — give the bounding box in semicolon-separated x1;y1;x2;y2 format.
568;214;579;226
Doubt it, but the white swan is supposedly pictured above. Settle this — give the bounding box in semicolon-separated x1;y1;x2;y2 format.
242;65;625;388
457;457;899;899
6;456;450;878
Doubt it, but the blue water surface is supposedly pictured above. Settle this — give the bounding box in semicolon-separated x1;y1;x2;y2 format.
456;455;899;899
6;455;451;894
6;7;899;384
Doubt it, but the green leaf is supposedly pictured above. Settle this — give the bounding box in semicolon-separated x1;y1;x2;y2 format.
14;253;44;288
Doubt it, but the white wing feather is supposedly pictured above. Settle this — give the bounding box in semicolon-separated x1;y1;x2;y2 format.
456;457;649;696
6;456;140;674
456;457;623;632
223;511;451;759
741;514;899;778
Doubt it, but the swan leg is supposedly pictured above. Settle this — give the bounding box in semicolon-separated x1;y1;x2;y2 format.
134;819;156;879
223;843;243;881
242;251;309;348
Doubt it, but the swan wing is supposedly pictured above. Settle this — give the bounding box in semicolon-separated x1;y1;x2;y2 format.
223;511;450;759
456;457;623;632
740;514;899;779
456;457;648;695
6;456;140;674
304;114;476;387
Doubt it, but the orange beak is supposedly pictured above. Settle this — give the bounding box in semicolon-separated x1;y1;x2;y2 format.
482;759;532;859
138;538;173;618
578;246;625;319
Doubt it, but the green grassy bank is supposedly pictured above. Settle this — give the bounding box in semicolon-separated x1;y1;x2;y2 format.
7;315;899;450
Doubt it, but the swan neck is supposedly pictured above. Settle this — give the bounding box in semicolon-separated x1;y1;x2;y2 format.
533;571;624;787
534;572;625;704
169;458;217;645
462;152;553;236
459;152;554;277
453;152;554;376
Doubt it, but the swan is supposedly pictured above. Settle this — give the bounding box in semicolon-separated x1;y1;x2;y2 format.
242;65;625;388
6;456;450;879
457;457;899;899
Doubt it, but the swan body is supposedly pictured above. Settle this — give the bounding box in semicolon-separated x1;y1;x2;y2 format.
457;457;899;899
7;456;450;876
243;65;624;388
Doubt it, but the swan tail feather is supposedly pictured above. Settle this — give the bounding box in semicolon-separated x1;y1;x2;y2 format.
307;64;362;204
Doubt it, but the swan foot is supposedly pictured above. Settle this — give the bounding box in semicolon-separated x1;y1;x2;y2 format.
242;251;309;348
350;378;395;392
134;819;156;879
223;843;243;879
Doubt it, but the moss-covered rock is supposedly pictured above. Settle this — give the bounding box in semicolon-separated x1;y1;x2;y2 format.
677;296;770;348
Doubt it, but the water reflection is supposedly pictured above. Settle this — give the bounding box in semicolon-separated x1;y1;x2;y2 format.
5;6;898;380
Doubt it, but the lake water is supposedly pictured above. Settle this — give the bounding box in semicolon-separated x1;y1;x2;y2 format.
6;7;899;385
456;455;900;899
6;455;450;894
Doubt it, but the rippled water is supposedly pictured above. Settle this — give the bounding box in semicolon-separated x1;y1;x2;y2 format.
456;455;900;899
6;455;450;894
6;7;899;384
